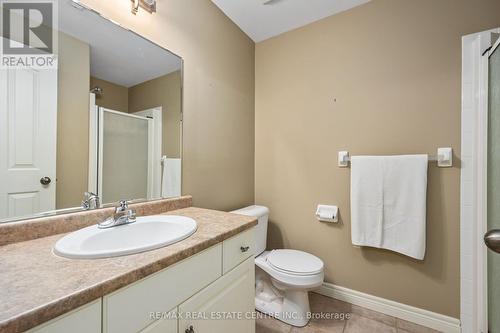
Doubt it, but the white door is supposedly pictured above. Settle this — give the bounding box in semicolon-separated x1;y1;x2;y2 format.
484;36;500;333
0;68;58;219
179;257;255;333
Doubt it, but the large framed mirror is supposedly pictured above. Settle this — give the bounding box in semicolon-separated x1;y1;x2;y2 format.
0;0;183;223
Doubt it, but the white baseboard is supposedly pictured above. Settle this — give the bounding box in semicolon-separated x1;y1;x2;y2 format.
317;283;461;333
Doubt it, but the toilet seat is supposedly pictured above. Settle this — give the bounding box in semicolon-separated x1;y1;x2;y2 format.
267;249;323;276
255;250;324;290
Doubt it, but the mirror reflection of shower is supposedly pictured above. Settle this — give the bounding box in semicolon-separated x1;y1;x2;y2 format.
90;86;103;98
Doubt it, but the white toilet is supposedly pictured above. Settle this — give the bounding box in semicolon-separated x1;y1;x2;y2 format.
232;205;324;327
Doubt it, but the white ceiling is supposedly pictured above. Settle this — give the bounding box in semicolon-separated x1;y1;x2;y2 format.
211;0;371;42
58;0;181;87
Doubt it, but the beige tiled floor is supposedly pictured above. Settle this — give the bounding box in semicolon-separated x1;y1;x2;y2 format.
256;293;441;333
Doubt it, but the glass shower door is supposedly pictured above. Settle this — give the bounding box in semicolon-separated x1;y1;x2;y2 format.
98;108;151;203
486;38;500;333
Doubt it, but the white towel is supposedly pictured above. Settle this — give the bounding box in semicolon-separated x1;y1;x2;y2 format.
161;158;181;198
350;155;428;260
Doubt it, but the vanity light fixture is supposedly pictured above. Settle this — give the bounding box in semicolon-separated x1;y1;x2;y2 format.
131;0;156;14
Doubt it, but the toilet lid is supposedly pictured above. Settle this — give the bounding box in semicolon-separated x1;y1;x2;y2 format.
267;249;324;276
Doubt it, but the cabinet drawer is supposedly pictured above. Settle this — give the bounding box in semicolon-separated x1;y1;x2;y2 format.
222;228;254;274
28;299;101;333
103;244;222;333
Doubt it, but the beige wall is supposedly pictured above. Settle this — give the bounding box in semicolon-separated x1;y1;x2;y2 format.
129;71;182;158
256;0;500;318
81;0;255;210
90;77;129;112
56;32;90;209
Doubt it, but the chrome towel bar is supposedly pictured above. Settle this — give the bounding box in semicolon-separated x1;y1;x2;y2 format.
338;147;453;168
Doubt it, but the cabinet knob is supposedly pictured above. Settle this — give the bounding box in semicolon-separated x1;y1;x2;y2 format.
185;325;194;333
240;246;250;253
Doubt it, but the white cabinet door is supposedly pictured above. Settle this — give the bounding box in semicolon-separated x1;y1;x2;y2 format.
0;67;57;219
179;257;255;333
27;300;101;333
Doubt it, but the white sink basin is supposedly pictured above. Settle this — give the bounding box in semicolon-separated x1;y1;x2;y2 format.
54;215;197;259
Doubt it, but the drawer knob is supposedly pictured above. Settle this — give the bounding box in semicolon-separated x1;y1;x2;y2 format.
185;325;194;333
240;246;250;253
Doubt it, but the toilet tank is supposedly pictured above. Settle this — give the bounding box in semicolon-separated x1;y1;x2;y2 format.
231;205;269;256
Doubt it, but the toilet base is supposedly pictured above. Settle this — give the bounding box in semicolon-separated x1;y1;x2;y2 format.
255;267;311;327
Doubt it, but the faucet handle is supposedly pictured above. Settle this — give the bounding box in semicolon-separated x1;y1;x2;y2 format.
116;200;129;213
82;200;90;210
127;209;137;223
82;192;100;210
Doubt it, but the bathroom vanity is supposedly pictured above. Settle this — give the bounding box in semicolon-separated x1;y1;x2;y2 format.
31;231;254;333
0;197;257;333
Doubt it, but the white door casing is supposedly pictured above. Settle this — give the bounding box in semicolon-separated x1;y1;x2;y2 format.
0;68;58;220
88;93;98;195
461;28;500;333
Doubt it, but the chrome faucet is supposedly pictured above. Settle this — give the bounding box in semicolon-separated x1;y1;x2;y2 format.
98;200;137;229
82;192;100;210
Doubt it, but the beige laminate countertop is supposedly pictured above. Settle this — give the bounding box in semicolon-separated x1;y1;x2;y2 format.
0;207;257;333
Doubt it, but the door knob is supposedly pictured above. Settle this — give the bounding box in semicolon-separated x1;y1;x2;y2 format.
484;229;500;253
40;177;51;185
